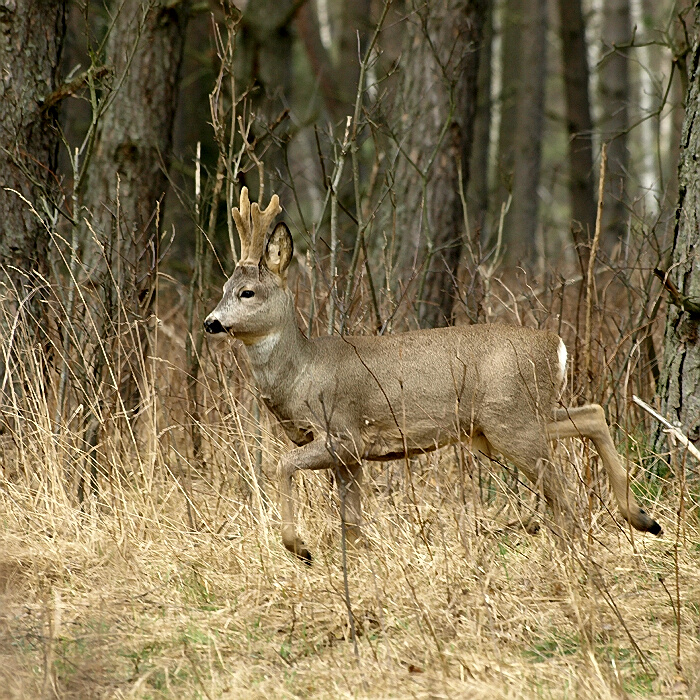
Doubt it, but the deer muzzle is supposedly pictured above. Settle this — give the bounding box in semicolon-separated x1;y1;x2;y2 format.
204;316;226;334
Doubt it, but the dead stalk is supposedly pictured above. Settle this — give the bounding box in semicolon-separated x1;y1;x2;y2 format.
327;117;352;335
585;142;606;400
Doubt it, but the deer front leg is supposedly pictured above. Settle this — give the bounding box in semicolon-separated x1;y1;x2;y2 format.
279;434;362;563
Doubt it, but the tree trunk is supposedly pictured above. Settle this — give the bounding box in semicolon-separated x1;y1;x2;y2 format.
83;0;188;258
662;0;690;217
657;5;700;447
393;0;486;328
80;0;189;410
598;0;632;255
557;0;595;271
501;0;547;268
468;0;493;240
494;0;522;233
0;0;65;315
0;0;65;413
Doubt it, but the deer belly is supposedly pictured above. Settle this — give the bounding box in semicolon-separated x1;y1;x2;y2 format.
361;415;459;460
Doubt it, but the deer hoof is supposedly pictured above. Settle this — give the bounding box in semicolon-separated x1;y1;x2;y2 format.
631;508;663;536
524;518;541;535
285;539;312;565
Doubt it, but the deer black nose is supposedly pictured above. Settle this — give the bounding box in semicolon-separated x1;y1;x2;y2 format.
204;317;226;334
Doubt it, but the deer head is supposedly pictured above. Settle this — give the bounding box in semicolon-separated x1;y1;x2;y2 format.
204;187;293;343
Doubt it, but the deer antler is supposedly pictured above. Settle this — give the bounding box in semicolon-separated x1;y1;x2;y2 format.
232;186;282;265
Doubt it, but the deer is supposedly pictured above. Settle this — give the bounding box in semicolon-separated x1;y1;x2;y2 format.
204;188;662;563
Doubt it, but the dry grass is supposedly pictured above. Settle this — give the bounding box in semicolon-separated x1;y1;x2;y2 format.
0;348;698;699
1;261;699;698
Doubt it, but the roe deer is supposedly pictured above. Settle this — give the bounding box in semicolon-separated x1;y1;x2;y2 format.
204;188;662;562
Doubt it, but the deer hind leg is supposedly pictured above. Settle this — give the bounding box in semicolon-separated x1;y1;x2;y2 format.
548;404;662;535
481;427;575;534
470;433;542;534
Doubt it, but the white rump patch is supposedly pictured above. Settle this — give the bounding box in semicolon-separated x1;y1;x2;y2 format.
557;338;568;389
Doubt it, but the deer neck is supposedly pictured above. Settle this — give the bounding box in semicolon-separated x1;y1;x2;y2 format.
242;308;311;401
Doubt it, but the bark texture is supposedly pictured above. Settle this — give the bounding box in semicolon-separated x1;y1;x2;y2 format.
82;0;188;266
393;0;486;328
557;0;595;269
658;8;700;445
0;0;65;306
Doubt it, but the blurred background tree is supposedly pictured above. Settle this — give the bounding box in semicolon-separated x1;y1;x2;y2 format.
496;0;547;269
78;0;190;412
598;0;632;255
392;0;486;328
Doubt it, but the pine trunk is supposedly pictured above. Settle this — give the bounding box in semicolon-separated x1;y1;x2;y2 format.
598;0;631;254
0;0;65;410
501;0;547;268
80;0;189;410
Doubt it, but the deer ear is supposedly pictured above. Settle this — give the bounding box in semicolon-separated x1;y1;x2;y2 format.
264;222;294;278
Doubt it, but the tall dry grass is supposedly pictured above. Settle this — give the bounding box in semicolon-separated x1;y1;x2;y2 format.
1;241;698;699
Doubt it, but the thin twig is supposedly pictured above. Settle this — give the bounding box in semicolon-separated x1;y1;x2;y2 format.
328;117;352;335
632;395;700;463
585;142;606;400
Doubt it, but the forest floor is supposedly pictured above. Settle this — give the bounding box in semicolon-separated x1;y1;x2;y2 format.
0;446;698;700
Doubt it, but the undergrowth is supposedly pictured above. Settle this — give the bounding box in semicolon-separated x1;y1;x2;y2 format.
0;273;698;699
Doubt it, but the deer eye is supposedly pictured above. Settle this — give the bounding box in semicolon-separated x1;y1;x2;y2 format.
240;289;255;299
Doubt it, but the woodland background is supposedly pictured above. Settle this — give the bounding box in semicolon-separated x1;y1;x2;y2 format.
0;0;699;698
